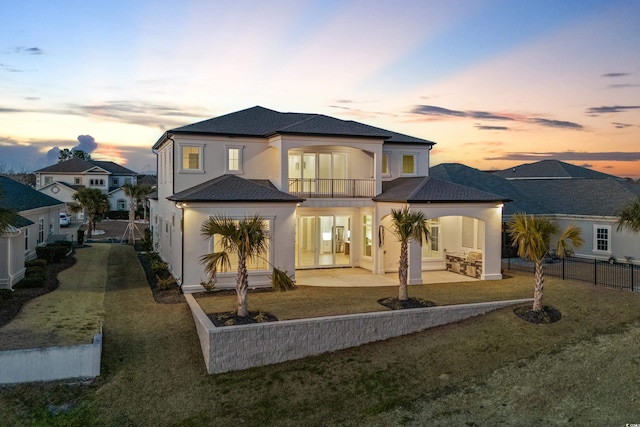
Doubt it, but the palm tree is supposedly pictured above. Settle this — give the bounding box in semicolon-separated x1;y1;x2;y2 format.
122;183;147;245
507;213;584;312
200;215;269;317
70;188;109;238
389;206;430;301
616;196;640;233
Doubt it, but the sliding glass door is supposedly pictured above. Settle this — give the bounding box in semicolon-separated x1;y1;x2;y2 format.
296;215;350;268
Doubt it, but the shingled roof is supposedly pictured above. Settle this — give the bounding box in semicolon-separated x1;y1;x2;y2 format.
493;159;618;180
155;106;435;148
0;176;63;213
34;157;137;175
168;174;304;203
373;176;509;203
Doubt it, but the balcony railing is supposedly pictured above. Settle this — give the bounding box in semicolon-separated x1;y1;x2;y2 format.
288;178;375;198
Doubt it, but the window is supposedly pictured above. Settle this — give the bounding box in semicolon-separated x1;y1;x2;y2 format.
211;218;270;271
124;177;132;184
381;153;389;176
74;177;82;185
423;218;441;258
112;178;119;186
38;219;44;244
226;145;244;174
182;146;202;171
402;155;416;175
24;228;29;251
117;199;126;211
363;214;373;257
44;176;53;185
594;225;610;253
90;179;104;186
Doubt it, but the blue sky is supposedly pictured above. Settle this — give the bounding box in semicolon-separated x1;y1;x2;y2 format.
1;0;639;178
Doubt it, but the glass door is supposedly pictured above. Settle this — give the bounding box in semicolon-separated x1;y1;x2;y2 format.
296;215;351;268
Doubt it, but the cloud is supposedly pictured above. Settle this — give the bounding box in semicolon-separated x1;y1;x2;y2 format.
73;135;98;154
410;104;582;130
602;72;630;78
475;125;510;131
586;105;640;114
613;122;633;129
527;118;583;130
25;47;43;55
608;84;639;89
579;163;593;168
485;151;640;162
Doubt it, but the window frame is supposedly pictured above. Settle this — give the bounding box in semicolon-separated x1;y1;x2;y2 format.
593;224;611;254
225;145;244;174
381;152;390;177
400;153;418;176
362;213;373;259
179;143;205;173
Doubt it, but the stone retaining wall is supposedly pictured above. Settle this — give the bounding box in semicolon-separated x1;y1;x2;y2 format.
186;295;532;374
0;333;102;385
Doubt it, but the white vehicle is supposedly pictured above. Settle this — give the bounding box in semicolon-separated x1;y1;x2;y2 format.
59;213;71;227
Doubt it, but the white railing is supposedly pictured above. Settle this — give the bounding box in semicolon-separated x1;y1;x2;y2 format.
288;178;375;198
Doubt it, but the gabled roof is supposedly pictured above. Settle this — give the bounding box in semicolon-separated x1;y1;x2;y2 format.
373;176;509;203
155;106;435;148
34;157;137;175
493;159;618;180
0;176;63;212
168;174;304;203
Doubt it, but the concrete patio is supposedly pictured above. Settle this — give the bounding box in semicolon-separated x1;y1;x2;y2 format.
295;268;478;287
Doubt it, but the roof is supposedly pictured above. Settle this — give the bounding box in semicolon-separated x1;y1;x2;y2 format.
0;176;63;214
431;162;640;217
167;174;304;203
154;106;435;148
493;159;618;180
373;176;509;203
34;157;137;175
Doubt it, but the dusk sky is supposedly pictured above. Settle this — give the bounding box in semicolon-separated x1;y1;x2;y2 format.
1;0;639;178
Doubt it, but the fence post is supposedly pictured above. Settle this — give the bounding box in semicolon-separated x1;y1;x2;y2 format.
562;257;565;281
593;259;597;286
632;264;635;292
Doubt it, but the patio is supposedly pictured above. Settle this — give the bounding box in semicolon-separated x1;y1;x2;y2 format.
295;268;477;287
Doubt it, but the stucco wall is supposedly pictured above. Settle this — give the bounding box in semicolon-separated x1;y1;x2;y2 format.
186;294;532;374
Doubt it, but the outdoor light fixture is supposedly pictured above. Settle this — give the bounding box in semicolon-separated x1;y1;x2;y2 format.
175;202;186;209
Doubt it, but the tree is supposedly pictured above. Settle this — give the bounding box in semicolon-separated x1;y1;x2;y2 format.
137;184;153;222
507;213;584;313
122;183;146;245
0;188;16;234
58;149;92;162
200;215;269;317
616;196;640;233
70;188;109;238
389;206;430;301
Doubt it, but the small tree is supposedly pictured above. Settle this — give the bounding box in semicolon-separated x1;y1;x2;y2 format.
200;215;270;317
389;206;430;301
507;213;584;313
616;196;640;233
70;188;109;238
58;148;92;162
122;183;147;245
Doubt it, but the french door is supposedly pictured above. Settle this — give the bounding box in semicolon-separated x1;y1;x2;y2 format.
296;215;350;268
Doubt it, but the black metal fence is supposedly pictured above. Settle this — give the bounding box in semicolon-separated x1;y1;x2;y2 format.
502;256;640;292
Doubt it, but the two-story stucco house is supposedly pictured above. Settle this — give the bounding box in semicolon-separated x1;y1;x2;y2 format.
1;176;64;289
150;106;508;293
35;158;138;217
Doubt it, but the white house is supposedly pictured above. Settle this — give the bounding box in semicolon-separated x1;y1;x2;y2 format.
150;106;508;293
35;158;138;215
0;176;64;289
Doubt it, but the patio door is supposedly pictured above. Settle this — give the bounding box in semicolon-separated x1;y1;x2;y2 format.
296;215;350;268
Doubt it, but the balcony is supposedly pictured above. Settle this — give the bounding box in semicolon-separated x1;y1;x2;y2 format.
288;178;375;198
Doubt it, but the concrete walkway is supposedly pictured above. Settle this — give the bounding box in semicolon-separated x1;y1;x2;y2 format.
295;268;477;287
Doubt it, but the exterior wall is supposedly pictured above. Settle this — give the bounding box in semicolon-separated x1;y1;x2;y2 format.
20;206;62;260
381;143;431;180
108;188;133;212
186;294;532;374
36;171;110;191
180;202;298;293
0;232;26;289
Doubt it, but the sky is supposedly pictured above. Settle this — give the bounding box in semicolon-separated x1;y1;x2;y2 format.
1;0;639;178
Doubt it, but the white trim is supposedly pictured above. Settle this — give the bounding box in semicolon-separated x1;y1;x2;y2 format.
225;145;244;174
593;224;611;254
178;143;205;173
400;152;418;176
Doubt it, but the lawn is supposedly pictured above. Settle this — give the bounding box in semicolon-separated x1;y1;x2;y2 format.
1;245;640;426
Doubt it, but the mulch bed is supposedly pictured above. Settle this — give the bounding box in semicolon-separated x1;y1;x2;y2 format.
0;253;76;328
378;297;436;310
514;305;562;324
137;252;185;304
207;310;279;326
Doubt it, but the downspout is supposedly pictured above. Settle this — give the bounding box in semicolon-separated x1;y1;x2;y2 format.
165;133;184;291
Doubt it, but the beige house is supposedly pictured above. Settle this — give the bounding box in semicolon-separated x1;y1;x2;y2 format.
151;106;508;292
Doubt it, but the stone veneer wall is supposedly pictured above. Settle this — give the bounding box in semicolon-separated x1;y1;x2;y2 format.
185;295;532;374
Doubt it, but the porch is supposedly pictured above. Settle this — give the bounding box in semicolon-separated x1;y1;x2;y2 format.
295;268;478;287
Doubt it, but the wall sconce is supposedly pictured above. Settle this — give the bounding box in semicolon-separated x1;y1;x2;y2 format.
175;202;187;209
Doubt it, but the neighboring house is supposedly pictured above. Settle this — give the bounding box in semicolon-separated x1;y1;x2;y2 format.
34;158;138;216
0;176;64;289
151;106;508;293
431;160;640;264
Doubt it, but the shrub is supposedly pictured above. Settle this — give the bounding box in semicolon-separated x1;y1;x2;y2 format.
151;260;169;276
16;275;45;288
26;259;48;268
36;244;68;263
156;274;177;290
140;228;153;252
53;240;73;250
25;266;46;278
0;289;13;300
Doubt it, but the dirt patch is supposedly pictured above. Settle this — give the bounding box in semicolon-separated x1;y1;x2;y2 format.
86;219;147;242
513;305;562;324
0;255;76;328
378;297;436;310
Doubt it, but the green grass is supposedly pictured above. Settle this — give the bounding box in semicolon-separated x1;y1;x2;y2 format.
0;245;109;350
1;246;640;426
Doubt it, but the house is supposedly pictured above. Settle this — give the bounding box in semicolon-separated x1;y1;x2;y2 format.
0;176;64;289
431;160;640;263
34;158;138;217
150;106;508;293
